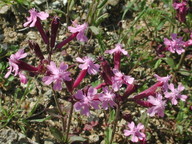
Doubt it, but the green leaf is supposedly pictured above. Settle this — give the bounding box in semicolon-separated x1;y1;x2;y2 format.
28;116;51;122
109;109;115;123
49;127;64;142
154;59;162;69
104;127;112;144
90;26;100;35
91;80;102;87
95;13;109;26
164;57;175;69
69;135;86;143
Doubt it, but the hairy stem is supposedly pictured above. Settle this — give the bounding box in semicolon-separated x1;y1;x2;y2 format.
65;103;74;142
110;104;120;144
52;87;66;139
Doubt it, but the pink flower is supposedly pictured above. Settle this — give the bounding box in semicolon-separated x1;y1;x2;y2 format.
105;44;129;69
42;61;71;91
112;69;134;91
23;8;49;27
164;33;185;55
164;83;187;105
147;93;166;117
173;0;188;23
74;87;100;116
105;43;129;56
5;49;27;79
124;122;146;143
76;56;100;75
154;74;171;91
68;21;88;42
99;87;116;110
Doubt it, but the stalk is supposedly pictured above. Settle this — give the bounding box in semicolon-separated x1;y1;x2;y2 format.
110;104;120;144
52;87;66;139
65;103;74;143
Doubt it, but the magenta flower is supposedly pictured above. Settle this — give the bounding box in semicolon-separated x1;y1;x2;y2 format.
147;93;166;117
74;87;100;116
164;83;187;105
5;49;27;78
124;122;146;143
112;69;134;92
23;8;49;27
68;21;88;42
105;44;129;69
42;61;71;91
154;74;171;91
105;43;129;56
99;87;116;110
173;0;188;23
76;56;100;75
164;33;185;55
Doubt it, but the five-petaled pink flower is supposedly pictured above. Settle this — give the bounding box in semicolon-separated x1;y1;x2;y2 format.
147;93;166;117
24;8;49;27
42;61;71;91
74;87;100;116
154;74;171;91
68;21;88;42
5;49;28;84
99;86;116;110
124;121;146;143
164;83;187;105
76;56;100;75
105;43;129;56
112;69;134;91
164;33;185;55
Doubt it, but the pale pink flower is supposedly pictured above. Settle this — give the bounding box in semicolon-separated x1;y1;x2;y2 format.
68;21;88;42
99;87;116;110
105;43;129;56
74;87;100;116
164;83;187;105
5;49;27;79
112;69;134;91
18;71;27;84
124;122;146;143
154;74;171;91
42;61;71;91
24;8;49;27
147;93;166;117
76;56;100;75
164;33;185;55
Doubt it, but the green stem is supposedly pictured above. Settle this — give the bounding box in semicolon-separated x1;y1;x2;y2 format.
65;102;74;143
52;88;66;139
110;104;120;144
172;51;186;82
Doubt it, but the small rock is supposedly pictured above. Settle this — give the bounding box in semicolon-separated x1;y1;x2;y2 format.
32;0;46;5
88;134;99;143
0;5;10;15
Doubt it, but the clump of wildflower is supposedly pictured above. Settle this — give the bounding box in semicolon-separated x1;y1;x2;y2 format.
105;43;129;69
73;87;100;116
147;93;166;117
154;74;171;91
68;21;88;42
124;122;146;143
99;86;116;110
112;69;134;92
5;49;28;84
173;0;188;23
42;61;71;91
76;56;100;75
164;33;185;55
23;8;49;27
164;83;187;105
